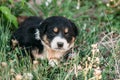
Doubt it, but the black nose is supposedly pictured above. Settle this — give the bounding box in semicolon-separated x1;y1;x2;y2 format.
57;42;63;48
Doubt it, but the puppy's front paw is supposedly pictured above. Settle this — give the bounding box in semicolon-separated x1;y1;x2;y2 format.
49;59;59;67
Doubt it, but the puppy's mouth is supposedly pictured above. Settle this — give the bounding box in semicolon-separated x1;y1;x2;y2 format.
50;46;67;51
54;47;65;50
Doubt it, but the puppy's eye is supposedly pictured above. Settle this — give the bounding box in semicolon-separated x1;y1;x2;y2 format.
53;31;58;35
64;32;69;36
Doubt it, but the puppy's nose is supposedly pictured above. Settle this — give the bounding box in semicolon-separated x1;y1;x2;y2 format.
57;42;63;48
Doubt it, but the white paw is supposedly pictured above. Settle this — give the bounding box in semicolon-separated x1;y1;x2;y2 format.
49;59;58;67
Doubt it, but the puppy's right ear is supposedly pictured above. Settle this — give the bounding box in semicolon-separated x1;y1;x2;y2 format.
38;20;48;37
69;20;79;37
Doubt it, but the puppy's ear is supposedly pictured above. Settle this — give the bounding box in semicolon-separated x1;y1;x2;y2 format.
69;20;79;37
38;20;48;37
28;27;36;34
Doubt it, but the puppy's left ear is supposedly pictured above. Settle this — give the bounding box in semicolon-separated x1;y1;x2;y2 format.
69;20;79;37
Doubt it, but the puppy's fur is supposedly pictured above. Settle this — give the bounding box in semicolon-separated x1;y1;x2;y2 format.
11;16;78;66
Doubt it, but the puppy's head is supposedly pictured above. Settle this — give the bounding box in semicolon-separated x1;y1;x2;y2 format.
39;16;78;52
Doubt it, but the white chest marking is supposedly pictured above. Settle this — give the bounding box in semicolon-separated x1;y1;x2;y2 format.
35;29;40;40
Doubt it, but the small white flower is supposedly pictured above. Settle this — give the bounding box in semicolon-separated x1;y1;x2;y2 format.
45;2;49;6
23;73;33;80
76;0;80;9
45;0;52;6
106;3;110;7
49;59;58;67
76;6;80;10
77;65;82;71
110;0;113;2
87;57;91;61
91;44;98;49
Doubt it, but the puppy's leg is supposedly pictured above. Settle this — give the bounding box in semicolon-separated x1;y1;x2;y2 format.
32;48;46;60
11;39;19;49
48;58;59;67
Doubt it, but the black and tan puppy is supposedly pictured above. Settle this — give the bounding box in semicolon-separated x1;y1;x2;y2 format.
11;16;78;66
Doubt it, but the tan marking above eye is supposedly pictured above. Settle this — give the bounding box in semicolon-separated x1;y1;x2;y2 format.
53;27;58;33
64;28;68;34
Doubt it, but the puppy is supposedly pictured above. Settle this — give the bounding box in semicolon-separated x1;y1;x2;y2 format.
10;16;44;58
10;16;78;66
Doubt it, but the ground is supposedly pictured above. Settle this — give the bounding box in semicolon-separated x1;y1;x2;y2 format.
0;0;120;80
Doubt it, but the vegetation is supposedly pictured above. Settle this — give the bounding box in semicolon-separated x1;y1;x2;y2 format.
0;0;120;80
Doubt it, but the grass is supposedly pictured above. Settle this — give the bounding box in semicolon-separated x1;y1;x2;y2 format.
0;0;120;80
